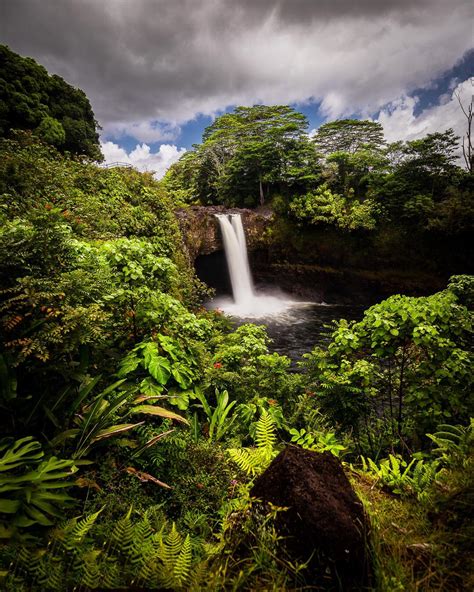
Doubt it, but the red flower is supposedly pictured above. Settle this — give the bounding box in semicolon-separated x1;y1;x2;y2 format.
45;204;52;210
213;362;222;369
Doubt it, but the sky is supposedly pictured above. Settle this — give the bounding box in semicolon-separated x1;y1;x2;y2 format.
1;0;473;178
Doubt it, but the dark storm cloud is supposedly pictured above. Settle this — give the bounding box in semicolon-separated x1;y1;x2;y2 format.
1;0;472;142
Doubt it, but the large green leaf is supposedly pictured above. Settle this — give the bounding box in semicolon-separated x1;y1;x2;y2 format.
0;437;43;472
147;355;171;385
0;499;20;514
171;365;192;389
92;422;144;442
130;405;188;424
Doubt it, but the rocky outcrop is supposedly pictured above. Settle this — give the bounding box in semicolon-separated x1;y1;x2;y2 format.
250;446;371;589
175;206;271;262
251;260;446;304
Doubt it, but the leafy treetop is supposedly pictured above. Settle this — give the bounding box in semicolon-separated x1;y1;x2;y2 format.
312;119;386;155
0;45;102;160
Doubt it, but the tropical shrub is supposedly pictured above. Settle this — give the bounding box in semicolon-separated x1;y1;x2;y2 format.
302;289;473;451
289;184;377;231
0;437;77;538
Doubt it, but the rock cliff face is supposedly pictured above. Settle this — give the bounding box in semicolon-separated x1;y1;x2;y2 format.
175;206;271;262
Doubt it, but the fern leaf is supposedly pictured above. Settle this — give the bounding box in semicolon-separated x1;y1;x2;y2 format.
228;448;259;476
129;514;154;564
255;411;276;449
111;506;134;555
64;507;103;549
46;559;64;590
162;522;182;567
81;551;101;590
173;534;192;586
102;555;122;589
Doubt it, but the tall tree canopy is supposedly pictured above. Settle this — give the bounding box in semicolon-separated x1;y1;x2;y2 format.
166;105;319;207
313;119;385;155
0;45;102;160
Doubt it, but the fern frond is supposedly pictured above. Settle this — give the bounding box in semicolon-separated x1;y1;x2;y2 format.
228;448;260;476
102;555;122;589
255;411;276;449
64;507;103;549
228;446;274;476
173;534;192;586
81;551;102;590
45;559;63;590
110;506;134;555
162;522;182;569
137;557;159;587
127;514;155;566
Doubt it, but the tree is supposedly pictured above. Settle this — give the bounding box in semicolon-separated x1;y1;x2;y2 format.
312;120;387;199
189;105;318;206
399;129;459;179
455;84;473;173
312;119;386;156
35;116;66;146
0;45;102;160
303;289;473;454
370;129;464;227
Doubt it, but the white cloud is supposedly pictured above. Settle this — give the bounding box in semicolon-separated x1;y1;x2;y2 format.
377;78;473;146
2;0;472;137
101;142;186;179
104;120;181;143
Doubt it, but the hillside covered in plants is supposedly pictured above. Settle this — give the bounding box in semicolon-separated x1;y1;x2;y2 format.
0;46;473;592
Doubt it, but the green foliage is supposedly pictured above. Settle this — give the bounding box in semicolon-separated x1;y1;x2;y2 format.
361;454;440;499
448;274;474;309
427;420;473;466
228;411;278;476
35;116;66;147
0;45;102;159
313;119;386;156
303;288;473;452
118;335;203;411
0;437;77;537
165;105;319;206
0;134;207;434
193;389;237;442
289;184;377;231
52;376;188;459
3;507;204;590
207;323;301;406
288;428;347;457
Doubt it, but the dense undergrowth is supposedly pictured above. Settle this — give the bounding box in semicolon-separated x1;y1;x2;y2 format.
0;132;472;590
0;46;473;588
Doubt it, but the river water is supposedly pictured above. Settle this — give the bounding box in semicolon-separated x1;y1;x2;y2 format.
210;291;364;362
206;213;365;362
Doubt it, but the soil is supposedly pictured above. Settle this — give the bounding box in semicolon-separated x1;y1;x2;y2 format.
250;446;371;590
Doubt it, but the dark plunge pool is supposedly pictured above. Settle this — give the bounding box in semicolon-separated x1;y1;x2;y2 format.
197;251;366;362
225;300;364;361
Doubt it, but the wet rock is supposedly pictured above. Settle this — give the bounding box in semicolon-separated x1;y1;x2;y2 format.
250;446;371;589
175;205;271;262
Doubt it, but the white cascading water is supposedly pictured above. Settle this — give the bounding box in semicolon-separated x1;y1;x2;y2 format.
214;213;300;317
216;214;255;307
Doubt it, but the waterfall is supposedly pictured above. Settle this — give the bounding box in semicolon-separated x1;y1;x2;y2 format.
216;214;255;307
213;212;298;317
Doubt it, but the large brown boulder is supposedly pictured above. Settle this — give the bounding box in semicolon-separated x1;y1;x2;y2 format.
250;446;371;589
